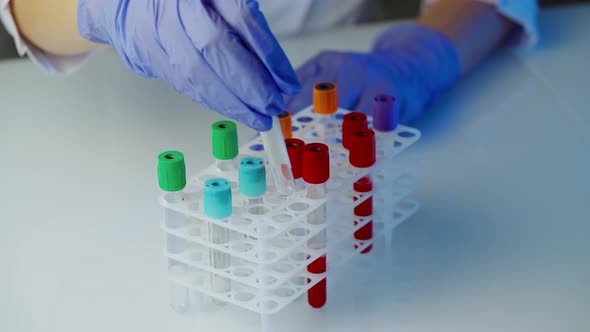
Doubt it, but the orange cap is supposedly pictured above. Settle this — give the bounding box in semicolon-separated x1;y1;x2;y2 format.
278;110;292;138
313;82;338;115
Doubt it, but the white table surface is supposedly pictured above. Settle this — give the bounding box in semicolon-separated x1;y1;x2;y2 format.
1;4;589;332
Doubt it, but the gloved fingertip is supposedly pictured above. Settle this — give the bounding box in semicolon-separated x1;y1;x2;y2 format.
250;114;273;132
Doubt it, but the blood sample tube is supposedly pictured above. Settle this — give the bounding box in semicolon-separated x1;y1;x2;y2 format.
239;157;266;212
313;82;339;140
285;138;305;192
353;176;373;254
371;94;398;157
204;178;233;304
158;150;189;313
349;129;377;253
278;110;293;139
211;121;239;172
341;112;368;150
302;143;330;308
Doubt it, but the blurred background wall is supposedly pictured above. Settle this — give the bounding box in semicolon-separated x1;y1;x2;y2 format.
0;0;587;61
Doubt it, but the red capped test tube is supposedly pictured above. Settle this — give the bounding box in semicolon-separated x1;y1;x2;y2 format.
342;112;368;150
302;143;330;308
349;128;376;253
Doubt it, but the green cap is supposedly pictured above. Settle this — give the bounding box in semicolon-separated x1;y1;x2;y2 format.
157;151;186;192
204;178;232;219
211;121;238;160
239;157;266;197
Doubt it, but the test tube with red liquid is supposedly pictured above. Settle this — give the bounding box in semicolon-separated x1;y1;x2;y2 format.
302;143;330;308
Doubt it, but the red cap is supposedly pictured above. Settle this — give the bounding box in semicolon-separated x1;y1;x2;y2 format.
353;176;373;193
302;143;330;184
349;129;376;168
285;138;304;179
342;112;368;150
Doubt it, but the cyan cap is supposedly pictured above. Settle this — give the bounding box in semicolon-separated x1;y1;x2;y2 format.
204;178;232;219
239;157;266;197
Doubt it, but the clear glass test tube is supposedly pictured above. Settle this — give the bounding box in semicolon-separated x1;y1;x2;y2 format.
203;178;233;305
348;129;377;254
260;117;295;197
212;120;239;173
353;175;373;254
313;82;339;141
285;138;306;193
158;150;190;313
301;143;330;308
372;94;398;159
238;157;267;215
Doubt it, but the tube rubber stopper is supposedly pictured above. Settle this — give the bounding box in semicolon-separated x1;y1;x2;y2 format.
211;120;238;160
285;138;304;179
157;151;186;192
349;129;376;168
204;178;232;220
238;157;266;198
302;143;330;184
342;112;368;150
372;94;398;132
313;82;338;115
278;110;293;139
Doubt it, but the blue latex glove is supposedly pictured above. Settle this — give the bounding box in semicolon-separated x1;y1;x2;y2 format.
286;24;462;123
78;0;300;131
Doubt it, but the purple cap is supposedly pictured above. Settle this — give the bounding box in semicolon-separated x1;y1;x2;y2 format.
372;94;398;132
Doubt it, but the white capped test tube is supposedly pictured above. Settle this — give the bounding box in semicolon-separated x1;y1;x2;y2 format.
302;143;330;308
158;150;189;313
203;178;233;304
285;138;306;192
260;116;295;197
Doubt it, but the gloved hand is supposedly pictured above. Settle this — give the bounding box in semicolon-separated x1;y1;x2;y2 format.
286;24;462;124
78;0;300;131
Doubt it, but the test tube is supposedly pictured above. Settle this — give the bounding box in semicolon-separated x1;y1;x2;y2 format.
278;110;293;139
341;112;368;150
371;94;398;157
348;129;377;253
157;150;189;313
238;157;266;212
353;176;373;253
211;121;239;172
285;138;305;192
302;143;330;308
260;116;295;197
203;178;233;304
313;82;339;140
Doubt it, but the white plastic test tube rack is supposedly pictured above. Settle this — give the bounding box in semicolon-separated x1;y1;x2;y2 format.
159;106;422;319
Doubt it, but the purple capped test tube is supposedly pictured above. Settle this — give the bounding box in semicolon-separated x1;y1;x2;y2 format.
372;94;398;157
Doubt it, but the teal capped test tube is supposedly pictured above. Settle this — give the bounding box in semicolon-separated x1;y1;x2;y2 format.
157;150;189;313
204;178;232;304
239;157;267;213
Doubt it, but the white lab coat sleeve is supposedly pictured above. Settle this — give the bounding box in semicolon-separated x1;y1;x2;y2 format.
424;0;539;48
0;0;90;74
